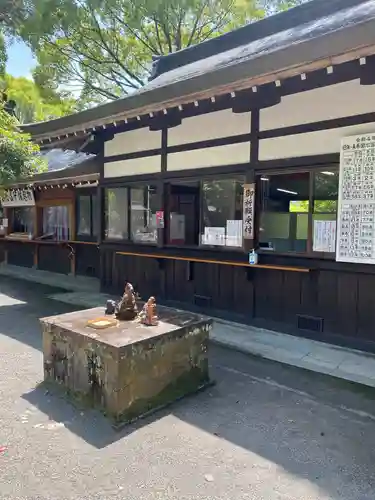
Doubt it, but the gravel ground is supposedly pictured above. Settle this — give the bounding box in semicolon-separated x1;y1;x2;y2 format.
1;276;375;500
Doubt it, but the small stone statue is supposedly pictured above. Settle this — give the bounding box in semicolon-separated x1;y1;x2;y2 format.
105;299;116;315
115;282;138;321
140;296;159;326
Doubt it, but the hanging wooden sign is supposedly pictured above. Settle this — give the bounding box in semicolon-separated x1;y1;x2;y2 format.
243;183;255;240
2;188;35;207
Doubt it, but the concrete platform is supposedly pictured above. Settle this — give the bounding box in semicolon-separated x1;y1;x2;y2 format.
41;306;212;425
213;321;375;389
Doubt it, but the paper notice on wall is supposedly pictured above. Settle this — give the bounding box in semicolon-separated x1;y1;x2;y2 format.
204;227;226;246
2;218;8;228
313;220;336;252
170;213;185;243
337;133;375;264
226;220;243;247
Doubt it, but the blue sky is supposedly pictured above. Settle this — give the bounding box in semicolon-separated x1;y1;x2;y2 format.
6;40;35;78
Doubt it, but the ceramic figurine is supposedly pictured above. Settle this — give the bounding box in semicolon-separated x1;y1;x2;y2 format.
140;296;159;326
115;282;138;320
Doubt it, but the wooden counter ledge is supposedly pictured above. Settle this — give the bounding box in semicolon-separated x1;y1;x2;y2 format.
115;251;310;273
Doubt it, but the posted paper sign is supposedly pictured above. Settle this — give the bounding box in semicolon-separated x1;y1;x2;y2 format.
156;210;164;228
226;220;243;247
204;227;226;246
313;220;336;252
337;134;375;264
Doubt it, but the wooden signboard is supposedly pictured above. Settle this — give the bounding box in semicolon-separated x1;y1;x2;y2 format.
2;188;35;207
243;183;255;240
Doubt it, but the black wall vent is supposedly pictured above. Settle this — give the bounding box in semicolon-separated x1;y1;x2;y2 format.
297;314;324;333
194;294;212;308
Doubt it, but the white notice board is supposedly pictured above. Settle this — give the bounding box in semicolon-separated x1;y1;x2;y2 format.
336;133;375;264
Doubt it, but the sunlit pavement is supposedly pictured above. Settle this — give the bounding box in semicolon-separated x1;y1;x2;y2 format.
0;276;374;500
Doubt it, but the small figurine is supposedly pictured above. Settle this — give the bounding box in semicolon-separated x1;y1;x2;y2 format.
115;282;138;321
105;299;116;315
140;296;159;326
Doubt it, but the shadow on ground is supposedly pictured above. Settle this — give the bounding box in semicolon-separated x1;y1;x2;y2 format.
22;347;375;499
0;275;82;350
2;275;375;500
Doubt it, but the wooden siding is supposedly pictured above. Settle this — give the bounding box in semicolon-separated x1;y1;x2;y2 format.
6;242;34;268
100;248;375;352
38;245;71;275
75;244;100;278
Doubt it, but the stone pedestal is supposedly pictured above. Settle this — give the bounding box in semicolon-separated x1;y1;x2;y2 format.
40;306;211;425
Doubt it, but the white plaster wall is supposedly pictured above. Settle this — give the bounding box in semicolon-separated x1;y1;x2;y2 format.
260;80;375;131
168;109;251;146
259;122;375;161
104;128;161;157
167;142;250;171
104;155;161;178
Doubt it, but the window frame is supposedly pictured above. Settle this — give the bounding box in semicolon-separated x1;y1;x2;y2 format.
75;189;98;242
8;206;35;236
103;174;246;251
129;184;159;245
103;182;159;246
255;165;339;259
164;173;246;251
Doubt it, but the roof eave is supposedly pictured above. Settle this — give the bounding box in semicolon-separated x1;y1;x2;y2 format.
23;17;375;142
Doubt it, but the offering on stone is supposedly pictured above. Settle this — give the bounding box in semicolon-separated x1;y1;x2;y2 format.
115;282;138;321
87;317;118;329
140;296;159;326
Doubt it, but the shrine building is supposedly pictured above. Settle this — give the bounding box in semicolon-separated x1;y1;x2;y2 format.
2;0;375;351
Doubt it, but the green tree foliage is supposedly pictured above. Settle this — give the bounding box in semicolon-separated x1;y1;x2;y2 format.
14;0;303;104
1;73;77;123
0;105;45;185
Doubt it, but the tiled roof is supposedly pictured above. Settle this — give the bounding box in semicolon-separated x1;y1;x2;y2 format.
21;0;375;140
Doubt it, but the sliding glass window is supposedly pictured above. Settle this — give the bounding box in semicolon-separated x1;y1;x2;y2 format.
256;168;339;255
104;188;128;240
201;178;244;248
130;186;158;243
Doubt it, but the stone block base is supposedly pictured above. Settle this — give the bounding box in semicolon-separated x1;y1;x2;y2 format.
40;306;212;424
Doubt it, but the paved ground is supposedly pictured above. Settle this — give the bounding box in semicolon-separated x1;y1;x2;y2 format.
1;277;375;500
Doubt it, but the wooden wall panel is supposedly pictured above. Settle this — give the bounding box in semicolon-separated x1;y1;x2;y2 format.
6;242;34;268
254;269;286;323
165;260;194;304
316;271;338;334
38;245;71;274
282;272;303;324
36;188;75;203
75;245;100;278
0;240;5;263
100;248;114;292
232;267;254;317
111;254;163;300
336;273;359;338
98;249;375;351
356;274;375;342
